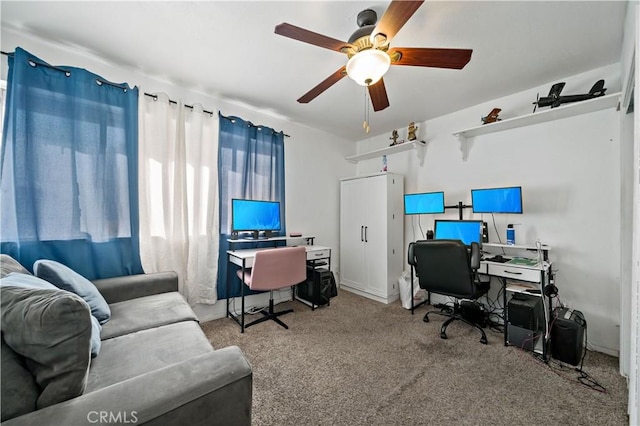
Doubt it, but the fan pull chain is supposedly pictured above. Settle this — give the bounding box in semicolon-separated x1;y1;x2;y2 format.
363;86;370;134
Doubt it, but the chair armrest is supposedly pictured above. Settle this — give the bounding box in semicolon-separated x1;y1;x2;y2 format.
92;271;178;304
470;242;480;270
3;346;253;426
407;242;415;266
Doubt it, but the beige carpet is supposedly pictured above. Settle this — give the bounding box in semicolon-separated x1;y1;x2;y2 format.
201;290;628;426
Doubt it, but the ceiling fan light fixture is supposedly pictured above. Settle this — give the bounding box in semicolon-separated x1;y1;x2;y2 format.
346;49;391;86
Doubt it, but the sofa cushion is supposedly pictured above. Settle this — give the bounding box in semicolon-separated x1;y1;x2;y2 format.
86;321;213;393
34;259;111;324
0;286;92;409
100;292;198;340
0;338;39;421
0;254;31;278
0;273;102;358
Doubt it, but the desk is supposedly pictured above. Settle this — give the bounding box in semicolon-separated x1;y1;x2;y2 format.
227;235;315;250
408;241;554;360
226;245;332;332
480;244;554;360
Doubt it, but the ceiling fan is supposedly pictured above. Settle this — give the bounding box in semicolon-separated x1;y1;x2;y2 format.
274;0;473;112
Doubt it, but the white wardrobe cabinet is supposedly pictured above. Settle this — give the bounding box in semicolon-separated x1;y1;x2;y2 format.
339;173;403;304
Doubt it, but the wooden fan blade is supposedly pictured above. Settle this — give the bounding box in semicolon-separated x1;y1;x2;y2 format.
389;47;473;69
275;23;353;52
368;78;390;112
297;66;347;104
372;1;424;45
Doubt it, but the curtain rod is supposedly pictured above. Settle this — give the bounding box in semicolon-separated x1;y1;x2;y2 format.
219;112;290;138
144;92;213;116
2;50;130;91
3;51;289;135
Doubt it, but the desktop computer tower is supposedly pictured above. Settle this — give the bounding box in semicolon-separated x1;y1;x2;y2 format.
507;293;542;331
507;294;542;352
296;268;333;306
551;308;586;366
507;324;537;351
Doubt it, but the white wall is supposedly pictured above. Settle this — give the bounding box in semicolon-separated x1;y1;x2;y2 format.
1;27;357;321
354;64;623;355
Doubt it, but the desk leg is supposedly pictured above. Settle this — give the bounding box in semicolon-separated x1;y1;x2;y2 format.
226;253;231;318
241;259;246;333
502;277;508;347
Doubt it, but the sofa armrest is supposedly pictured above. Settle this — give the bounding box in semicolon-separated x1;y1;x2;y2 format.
92;271;178;304
3;346;252;426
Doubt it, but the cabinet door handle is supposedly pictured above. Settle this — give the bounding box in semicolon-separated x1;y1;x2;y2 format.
361;226;364;242
365;226;368;242
503;270;522;275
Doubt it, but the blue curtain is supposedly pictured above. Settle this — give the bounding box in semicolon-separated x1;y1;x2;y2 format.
217;113;285;299
0;47;143;279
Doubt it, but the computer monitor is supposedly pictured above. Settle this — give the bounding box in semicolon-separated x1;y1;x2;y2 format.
471;186;523;214
231;199;281;234
434;220;483;246
404;191;445;215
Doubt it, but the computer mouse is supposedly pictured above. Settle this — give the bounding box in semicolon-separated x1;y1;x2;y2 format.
494;255;504;261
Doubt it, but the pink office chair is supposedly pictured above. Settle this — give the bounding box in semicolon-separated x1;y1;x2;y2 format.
237;246;307;330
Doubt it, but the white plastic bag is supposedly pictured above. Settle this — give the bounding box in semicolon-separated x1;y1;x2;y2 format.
398;270;427;309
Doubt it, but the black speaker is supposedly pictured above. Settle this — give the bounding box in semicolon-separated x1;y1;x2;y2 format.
481;221;489;243
507;294;541;331
551;308;586;366
230;231;238;240
426;230;434;240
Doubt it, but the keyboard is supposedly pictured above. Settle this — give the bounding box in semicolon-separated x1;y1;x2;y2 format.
484;256;510;263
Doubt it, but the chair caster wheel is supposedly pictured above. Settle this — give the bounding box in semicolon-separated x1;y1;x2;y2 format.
440;332;448;339
480;336;488;345
423;314;430;323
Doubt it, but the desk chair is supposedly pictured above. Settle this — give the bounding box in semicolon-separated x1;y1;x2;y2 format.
408;239;490;344
236;246;306;330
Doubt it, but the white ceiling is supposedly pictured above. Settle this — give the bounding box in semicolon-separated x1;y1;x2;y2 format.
1;1;628;141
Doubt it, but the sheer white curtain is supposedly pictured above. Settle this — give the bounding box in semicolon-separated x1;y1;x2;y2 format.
138;92;219;305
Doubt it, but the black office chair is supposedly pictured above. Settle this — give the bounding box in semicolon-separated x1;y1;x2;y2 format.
408;239;490;344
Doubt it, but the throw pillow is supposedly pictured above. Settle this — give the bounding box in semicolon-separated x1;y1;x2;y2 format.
1;286;92;409
0;272;57;290
89;315;102;358
1;254;31;278
34;259;111;324
0;273;102;357
1;338;39;421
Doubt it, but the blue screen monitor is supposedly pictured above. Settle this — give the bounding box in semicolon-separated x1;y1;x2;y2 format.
471;186;523;214
404;191;445;215
434;220;482;246
231;199;281;232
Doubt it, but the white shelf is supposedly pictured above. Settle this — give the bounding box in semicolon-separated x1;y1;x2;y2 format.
452;92;620;160
483;242;551;251
345;140;426;165
452;92;620;141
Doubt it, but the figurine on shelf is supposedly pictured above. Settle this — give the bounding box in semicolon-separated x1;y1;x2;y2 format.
481;108;501;124
389;129;399;146
408;122;418;141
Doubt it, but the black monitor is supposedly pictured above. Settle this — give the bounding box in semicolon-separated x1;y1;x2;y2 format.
471;186;523;214
231;199;281;235
434;220;483;246
404;191;445;215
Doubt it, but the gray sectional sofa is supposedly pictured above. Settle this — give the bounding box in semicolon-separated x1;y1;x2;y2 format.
1;257;252;425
